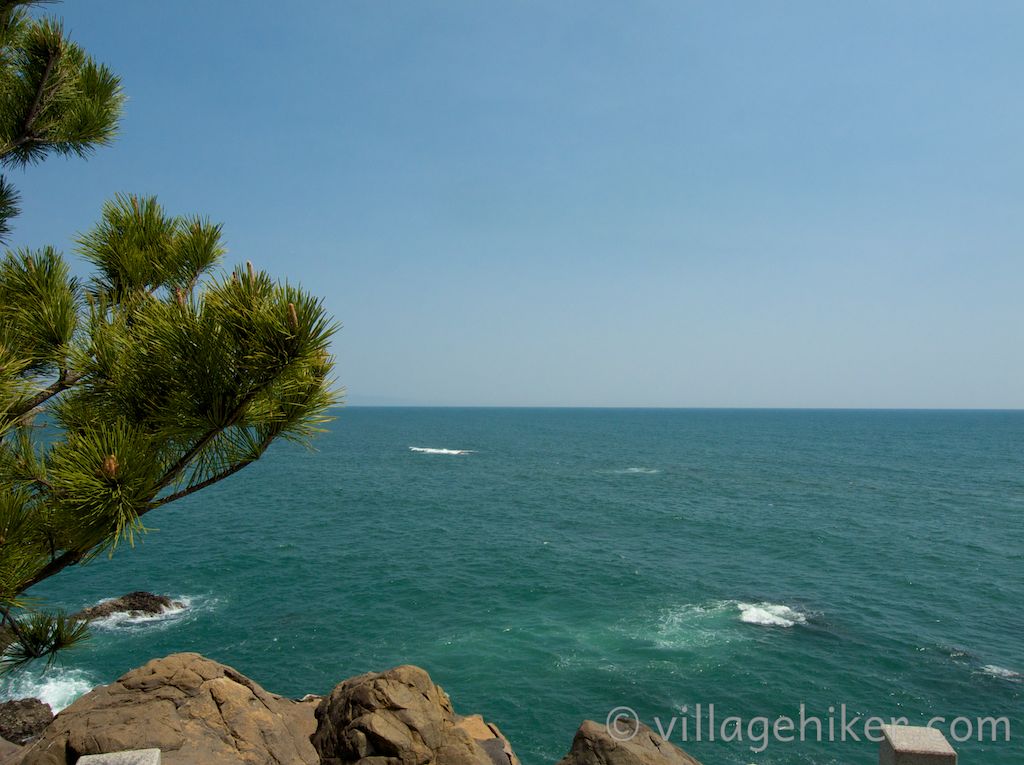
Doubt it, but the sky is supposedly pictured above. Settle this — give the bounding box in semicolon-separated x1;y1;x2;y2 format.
7;1;1024;408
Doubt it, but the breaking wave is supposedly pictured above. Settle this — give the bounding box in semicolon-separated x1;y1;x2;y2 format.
409;447;473;455
0;667;95;712
641;599;812;650
737;601;808;627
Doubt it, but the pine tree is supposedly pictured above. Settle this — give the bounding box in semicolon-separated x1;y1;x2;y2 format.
0;2;339;669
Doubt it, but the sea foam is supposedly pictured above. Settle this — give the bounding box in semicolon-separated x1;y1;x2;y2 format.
981;664;1021;682
0;667;95;711
649;602;735;649
736;602;808;628
409;447;473;455
645;599;810;649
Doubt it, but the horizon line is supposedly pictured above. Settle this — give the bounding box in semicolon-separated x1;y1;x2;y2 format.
333;404;1024;412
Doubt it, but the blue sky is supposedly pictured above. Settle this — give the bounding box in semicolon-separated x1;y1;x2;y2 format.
8;1;1024;407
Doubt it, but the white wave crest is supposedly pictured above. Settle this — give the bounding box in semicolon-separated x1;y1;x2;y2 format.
89;595;194;630
635;599;811;650
0;667;95;712
409;447;473;455
737;602;807;628
981;664;1021;681
615;467;660;474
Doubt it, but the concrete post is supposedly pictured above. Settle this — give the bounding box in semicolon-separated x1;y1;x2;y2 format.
880;725;957;765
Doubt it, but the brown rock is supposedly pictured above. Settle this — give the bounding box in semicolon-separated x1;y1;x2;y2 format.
0;700;52;746
72;592;183;622
18;652;318;765
0;736;24;765
556;720;703;765
312;665;520;765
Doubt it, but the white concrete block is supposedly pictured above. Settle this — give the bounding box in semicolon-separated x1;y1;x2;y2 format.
880;725;957;765
77;749;161;765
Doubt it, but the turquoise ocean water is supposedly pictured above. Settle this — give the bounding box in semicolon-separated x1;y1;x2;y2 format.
5;408;1022;764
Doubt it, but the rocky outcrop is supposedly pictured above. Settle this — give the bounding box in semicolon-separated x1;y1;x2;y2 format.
311;665;520;765
71;592;184;622
17;653;319;765
556;720;703;765
0;736;22;764
9;655;701;765
0;699;53;745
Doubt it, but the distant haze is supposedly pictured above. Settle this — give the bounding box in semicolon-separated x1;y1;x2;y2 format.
10;1;1024;408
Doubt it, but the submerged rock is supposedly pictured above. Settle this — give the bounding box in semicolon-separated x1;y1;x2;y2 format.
0;698;53;745
556;720;703;765
71;592;184;622
311;664;520;765
18;652;319;765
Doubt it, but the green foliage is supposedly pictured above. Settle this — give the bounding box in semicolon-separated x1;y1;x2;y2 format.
0;246;79;371
0;193;340;672
0;611;89;672
0;4;340;671
0;0;125;242
77;195;224;298
0;11;123;166
0;175;18;242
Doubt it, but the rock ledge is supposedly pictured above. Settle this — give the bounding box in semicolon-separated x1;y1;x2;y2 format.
17;652;318;765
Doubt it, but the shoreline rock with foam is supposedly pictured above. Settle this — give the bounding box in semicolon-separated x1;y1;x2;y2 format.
71;592;185;623
17;653;320;765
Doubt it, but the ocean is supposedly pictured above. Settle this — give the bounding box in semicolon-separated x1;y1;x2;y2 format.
5;408;1022;764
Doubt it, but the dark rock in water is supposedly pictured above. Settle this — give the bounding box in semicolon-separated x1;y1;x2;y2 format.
0;698;53;745
312;664;520;765
18;652;319;765
71;591;183;622
556;720;704;765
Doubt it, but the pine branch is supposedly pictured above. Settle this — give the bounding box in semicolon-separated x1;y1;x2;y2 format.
0;605;28;646
22;416;274;590
151;385;266;493
5;368;83;422
22;47;57;132
147;429;277;511
16;546;78;592
0;45;59;163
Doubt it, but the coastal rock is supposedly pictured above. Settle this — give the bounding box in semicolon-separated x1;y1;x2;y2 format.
0;736;23;764
556;720;703;765
311;665;520;765
71;592;183;622
17;652;318;765
0;698;53;745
